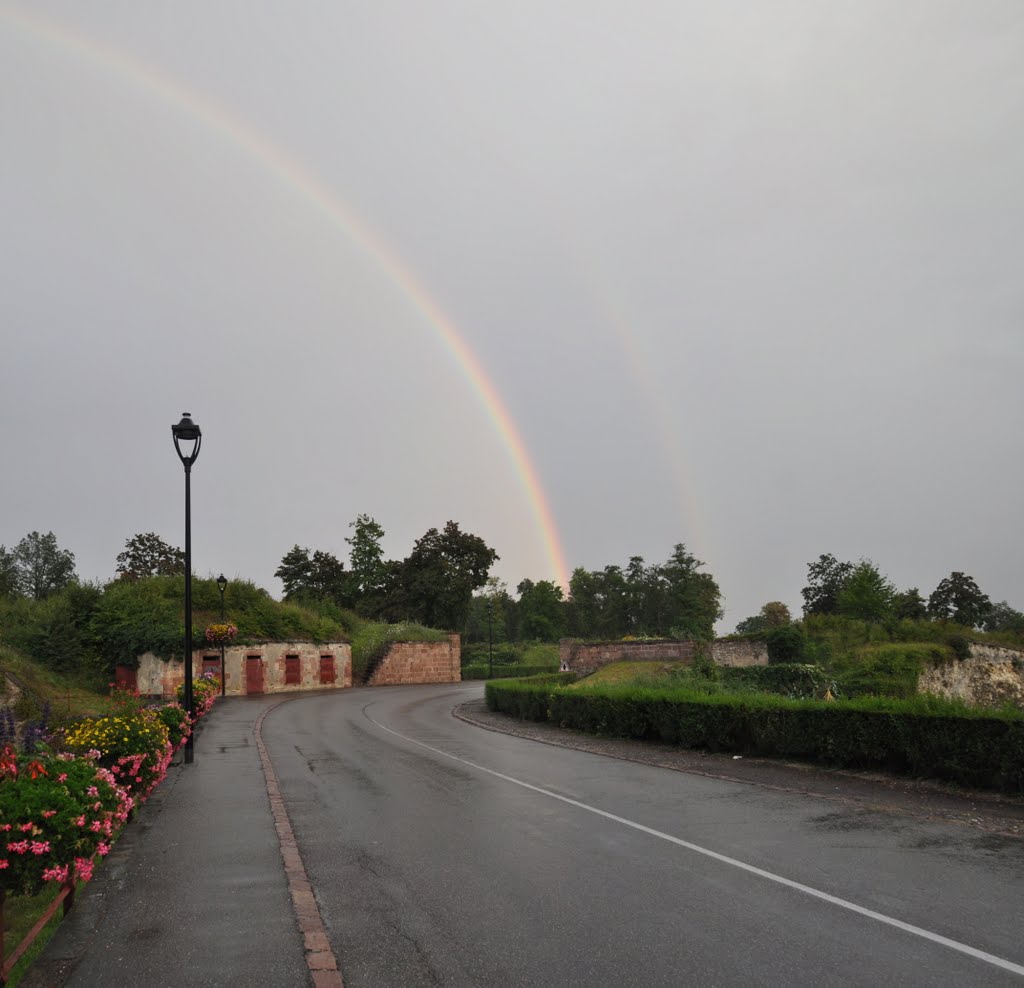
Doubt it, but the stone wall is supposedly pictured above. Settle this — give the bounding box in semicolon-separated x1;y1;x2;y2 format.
136;641;352;698
918;642;1024;708
710;638;769;667
559;637;766;676
368;635;461;686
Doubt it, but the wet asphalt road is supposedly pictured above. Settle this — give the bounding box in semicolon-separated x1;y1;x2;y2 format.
263;683;1024;987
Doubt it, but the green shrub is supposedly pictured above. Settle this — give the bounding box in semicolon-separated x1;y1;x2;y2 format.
766;624;805;664
834;643;949;698
484;679;1024;792
463;664;558;680
718;664;838;699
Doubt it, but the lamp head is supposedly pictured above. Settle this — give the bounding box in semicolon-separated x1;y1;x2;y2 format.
172;412;202;466
217;573;227;593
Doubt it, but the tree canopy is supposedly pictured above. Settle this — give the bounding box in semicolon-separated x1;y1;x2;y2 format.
274;545;352;607
928;572;992;628
566;544;721;640
390;521;499;630
3;531;77;600
116;533;184;581
801;553;853;616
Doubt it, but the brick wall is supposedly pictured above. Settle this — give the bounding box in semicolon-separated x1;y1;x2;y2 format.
559;637;767;676
368;634;461;686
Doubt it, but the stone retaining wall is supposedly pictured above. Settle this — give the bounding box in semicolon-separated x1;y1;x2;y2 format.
559;637;766;676
368;635;461;686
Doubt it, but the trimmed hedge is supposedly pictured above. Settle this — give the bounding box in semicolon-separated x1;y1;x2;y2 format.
462;664;559;680
484;680;1024;793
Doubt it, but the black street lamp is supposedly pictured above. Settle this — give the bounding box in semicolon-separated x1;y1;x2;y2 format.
172;412;201;764
217;573;227;697
487;599;493;679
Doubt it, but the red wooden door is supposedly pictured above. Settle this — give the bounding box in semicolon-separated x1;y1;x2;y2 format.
246;656;264;695
319;655;335;684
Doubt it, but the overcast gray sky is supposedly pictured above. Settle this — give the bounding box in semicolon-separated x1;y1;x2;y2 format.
2;1;1022;630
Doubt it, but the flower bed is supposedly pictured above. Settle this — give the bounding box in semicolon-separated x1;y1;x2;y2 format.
0;747;132;897
177;672;220;722
1;677;223;979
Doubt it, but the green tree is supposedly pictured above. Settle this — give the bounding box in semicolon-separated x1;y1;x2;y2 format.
465;578;513;644
658;543;722;640
516;578;566;641
12;531;77;600
801;554;853;616
982;601;1024;635
760;601;792;627
116;532;184;581
274;545;352;606
393;521;499;630
734;601;791;635
0;545;18;599
345;514;386;600
734;613;767;634
837;560;895;628
766;623;806;664
928;572;992;628
892;588;928;621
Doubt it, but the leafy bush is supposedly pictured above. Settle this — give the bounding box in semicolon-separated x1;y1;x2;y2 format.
152;703;191;751
0;746;132;895
833;643;950;698
766;624;805;664
462;664;559;680
461;642;520;667
718;664;839;699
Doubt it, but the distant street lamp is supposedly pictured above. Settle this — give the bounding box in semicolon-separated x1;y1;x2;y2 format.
487;599;494;679
217;573;227;697
172;412;201;764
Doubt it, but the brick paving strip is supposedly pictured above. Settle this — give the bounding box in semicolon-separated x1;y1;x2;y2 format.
254;703;345;988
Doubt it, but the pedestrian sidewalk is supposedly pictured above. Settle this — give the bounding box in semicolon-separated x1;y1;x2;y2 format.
23;697;311;988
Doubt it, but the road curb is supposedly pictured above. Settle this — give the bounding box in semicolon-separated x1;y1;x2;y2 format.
254;701;345;988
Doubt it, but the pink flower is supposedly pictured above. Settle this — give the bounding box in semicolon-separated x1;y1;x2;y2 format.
42;810;57;819
7;841;30;854
86;786;99;797
97;841;111;856
30;841;51;855
43;864;70;883
75;815;86;827
74;857;94;882
0;824;10;832
0;860;8;869
19;823;35;832
90;820;103;832
57;772;68;782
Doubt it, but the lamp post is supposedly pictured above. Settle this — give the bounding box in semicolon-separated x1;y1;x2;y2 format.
172;412;201;765
217;573;227;697
487;599;493;679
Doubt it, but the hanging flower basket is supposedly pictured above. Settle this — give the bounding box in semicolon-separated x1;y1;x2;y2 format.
204;623;238;644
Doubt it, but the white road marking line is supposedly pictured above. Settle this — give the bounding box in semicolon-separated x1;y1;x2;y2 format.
364;705;1024;979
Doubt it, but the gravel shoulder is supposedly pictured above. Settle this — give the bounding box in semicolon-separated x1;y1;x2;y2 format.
455;698;1024;840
